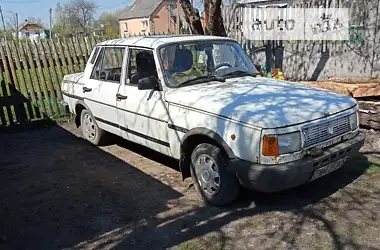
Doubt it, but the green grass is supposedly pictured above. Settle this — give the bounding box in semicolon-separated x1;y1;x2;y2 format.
368;164;380;173
178;235;226;250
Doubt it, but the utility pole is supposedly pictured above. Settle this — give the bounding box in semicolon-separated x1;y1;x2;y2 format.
176;0;180;34
16;13;18;41
49;8;52;39
0;6;6;40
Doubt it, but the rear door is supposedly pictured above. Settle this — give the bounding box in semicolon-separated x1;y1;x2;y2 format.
83;46;127;136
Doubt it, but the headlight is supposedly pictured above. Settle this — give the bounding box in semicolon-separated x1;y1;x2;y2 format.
263;132;301;156
349;111;359;130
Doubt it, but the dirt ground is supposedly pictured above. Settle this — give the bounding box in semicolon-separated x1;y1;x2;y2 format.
0;123;380;250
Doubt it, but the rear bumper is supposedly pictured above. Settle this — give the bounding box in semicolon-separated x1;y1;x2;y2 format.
230;131;366;193
60;99;70;113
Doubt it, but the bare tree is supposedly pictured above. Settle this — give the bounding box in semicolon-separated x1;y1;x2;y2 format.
66;0;97;34
179;0;227;36
97;8;128;39
6;14;18;32
179;0;205;35
53;0;97;36
204;0;226;36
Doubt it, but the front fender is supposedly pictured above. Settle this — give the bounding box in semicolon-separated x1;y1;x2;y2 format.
181;127;236;159
179;127;236;179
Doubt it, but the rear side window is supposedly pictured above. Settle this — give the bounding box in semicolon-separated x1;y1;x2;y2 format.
90;47;126;83
90;47;100;64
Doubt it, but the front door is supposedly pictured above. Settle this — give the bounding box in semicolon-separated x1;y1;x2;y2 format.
83;46;127;136
116;47;171;156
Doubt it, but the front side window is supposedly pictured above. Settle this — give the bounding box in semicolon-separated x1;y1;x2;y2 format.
90;47;125;83
159;40;258;88
127;48;158;85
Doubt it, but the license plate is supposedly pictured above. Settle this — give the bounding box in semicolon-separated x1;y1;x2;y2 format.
310;156;348;181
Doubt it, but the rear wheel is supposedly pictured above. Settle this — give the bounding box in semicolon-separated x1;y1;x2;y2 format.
190;143;240;206
80;109;105;146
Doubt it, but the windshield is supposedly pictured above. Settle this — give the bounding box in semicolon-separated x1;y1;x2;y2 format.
159;40;259;88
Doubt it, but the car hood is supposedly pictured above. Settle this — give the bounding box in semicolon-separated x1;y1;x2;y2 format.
165;76;357;129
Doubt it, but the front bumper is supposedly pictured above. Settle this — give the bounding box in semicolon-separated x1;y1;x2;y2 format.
230;131;366;193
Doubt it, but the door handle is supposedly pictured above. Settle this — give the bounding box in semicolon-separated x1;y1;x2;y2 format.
83;87;92;93
116;93;128;100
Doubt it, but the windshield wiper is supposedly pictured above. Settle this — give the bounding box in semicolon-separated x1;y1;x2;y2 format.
178;75;226;87
222;71;259;79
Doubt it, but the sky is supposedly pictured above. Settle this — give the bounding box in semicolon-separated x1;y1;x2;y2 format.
0;0;132;28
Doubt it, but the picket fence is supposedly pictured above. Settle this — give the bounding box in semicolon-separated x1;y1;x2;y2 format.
0;36;106;128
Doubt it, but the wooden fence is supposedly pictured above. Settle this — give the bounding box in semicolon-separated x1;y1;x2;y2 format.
222;0;380;80
0;36;105;128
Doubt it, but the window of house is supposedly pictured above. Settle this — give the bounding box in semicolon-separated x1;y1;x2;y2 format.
90;47;125;83
25;32;30;38
124;23;128;32
141;20;148;31
127;48;157;85
169;4;175;17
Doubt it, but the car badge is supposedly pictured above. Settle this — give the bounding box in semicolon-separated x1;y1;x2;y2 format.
327;123;334;135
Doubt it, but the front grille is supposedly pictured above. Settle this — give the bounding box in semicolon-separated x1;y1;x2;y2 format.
303;115;351;148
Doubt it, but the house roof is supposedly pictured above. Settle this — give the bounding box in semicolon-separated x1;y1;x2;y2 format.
119;0;164;20
18;21;44;31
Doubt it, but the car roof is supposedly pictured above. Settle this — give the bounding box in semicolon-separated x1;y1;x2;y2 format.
97;35;236;49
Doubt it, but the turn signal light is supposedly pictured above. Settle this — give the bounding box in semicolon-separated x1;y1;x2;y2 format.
262;135;279;156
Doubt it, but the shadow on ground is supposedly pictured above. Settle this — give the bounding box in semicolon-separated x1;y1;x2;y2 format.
0;125;378;250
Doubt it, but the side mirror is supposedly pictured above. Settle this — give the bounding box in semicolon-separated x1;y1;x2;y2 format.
138;76;159;90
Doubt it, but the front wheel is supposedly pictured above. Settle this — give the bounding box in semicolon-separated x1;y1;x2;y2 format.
190;143;240;206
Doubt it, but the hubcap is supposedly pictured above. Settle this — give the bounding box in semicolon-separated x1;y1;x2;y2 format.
194;154;221;196
82;113;96;141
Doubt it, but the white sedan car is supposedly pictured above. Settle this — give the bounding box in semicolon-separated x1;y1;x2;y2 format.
61;35;365;206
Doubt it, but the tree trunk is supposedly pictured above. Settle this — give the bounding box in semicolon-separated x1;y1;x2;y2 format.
179;0;204;35
204;0;227;37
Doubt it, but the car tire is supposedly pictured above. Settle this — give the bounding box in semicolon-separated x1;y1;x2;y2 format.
190;143;240;206
79;109;105;146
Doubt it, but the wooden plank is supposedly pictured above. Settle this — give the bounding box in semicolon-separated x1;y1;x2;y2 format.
41;39;63;115
358;101;380;130
24;40;46;116
10;40;35;121
73;36;86;70
61;38;75;74
17;41;40;119
0;44;15;125
0;74;9;126
30;40;53;116
4;43;21;92
68;37;80;72
3;43;27;125
49;39;64;83
35;40;59;115
55;38;69;75
89;36;96;48
83;36;92;57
